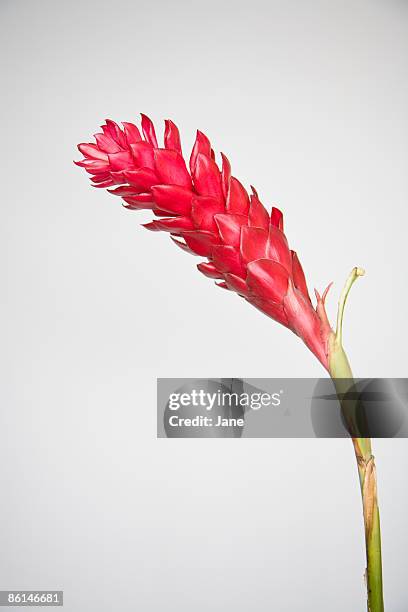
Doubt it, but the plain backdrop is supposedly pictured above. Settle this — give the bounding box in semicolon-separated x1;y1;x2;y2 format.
1;0;407;610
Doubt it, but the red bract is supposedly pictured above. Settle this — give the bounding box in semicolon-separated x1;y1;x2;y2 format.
76;115;332;368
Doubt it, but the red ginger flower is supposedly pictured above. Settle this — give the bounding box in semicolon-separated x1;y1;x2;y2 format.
75;115;333;368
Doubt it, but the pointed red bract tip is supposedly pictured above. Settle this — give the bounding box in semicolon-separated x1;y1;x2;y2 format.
140;113;158;148
164;119;182;155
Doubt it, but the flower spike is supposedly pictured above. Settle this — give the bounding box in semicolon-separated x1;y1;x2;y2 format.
76;115;334;368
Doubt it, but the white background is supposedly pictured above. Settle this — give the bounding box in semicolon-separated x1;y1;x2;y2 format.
1;0;407;610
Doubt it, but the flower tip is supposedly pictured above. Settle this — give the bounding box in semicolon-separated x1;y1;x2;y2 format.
140;112;151;126
355;267;365;277
322;281;333;302
142;221;160;231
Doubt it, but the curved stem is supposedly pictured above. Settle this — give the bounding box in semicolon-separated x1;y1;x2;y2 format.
329;268;384;612
335;266;365;345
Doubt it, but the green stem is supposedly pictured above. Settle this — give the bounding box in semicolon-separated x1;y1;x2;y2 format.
328;268;384;612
